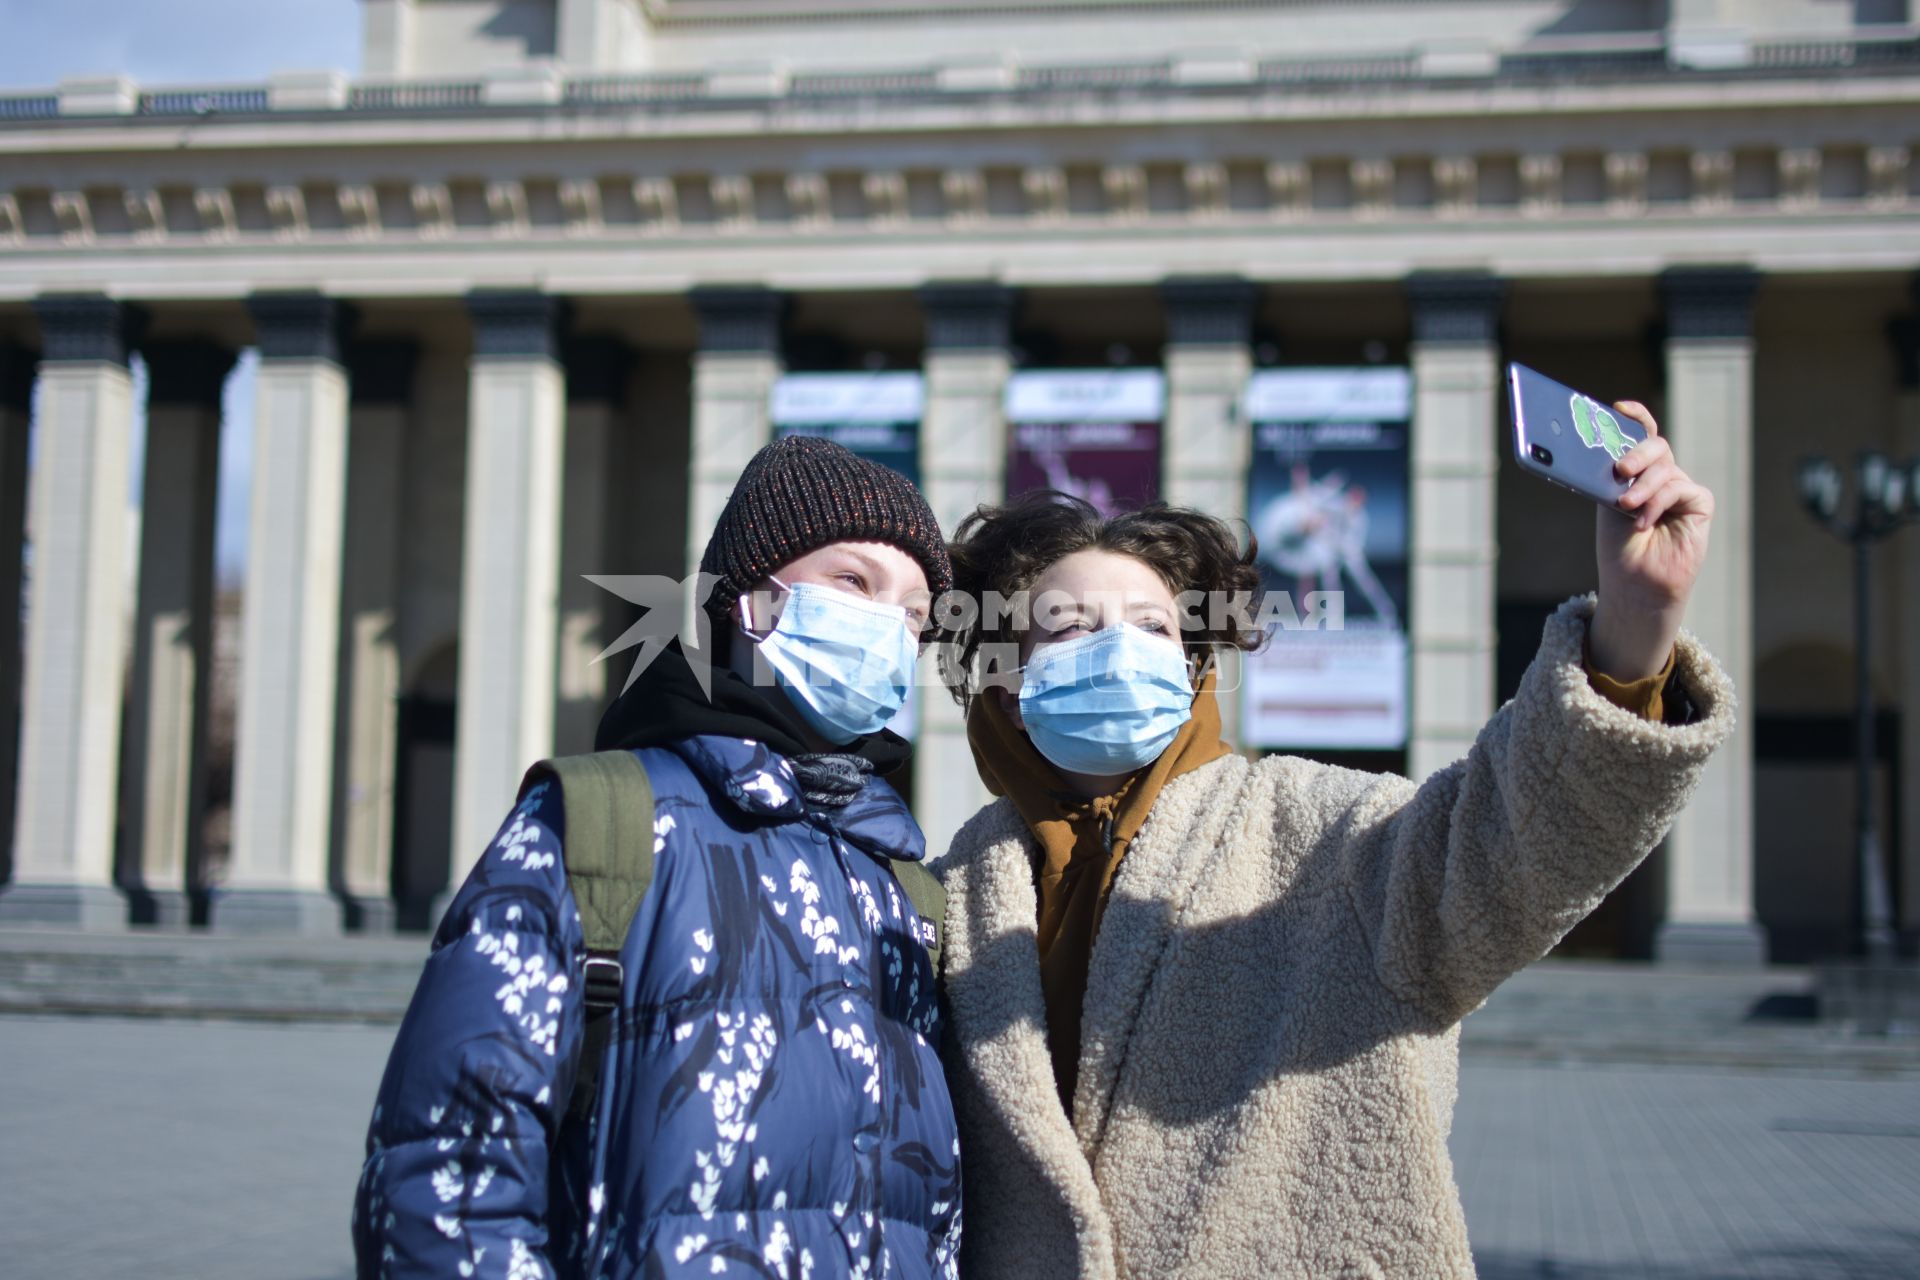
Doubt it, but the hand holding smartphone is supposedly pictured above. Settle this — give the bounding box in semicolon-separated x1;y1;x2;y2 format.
1507;362;1646;508
1505;361;1717;682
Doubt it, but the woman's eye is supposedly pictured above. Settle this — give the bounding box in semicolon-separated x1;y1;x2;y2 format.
1139;620;1169;635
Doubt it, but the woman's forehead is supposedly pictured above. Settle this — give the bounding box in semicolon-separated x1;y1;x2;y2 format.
1030;548;1175;603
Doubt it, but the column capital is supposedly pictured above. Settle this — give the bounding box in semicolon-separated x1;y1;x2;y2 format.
1658;266;1759;340
467;290;566;361
247;292;353;363
33;293;144;366
564;334;632;404
345;339;420;406
1405;272;1506;345
689;286;785;356
1161;276;1258;347
0;339;36;411
918;282;1017;352
143;338;236;407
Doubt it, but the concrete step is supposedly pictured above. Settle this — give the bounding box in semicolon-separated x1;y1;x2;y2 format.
4;929;1916;1074
0;927;426;1022
1459;961;1920;1075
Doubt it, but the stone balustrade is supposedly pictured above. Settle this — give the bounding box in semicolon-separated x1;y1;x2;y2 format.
0;25;1911;128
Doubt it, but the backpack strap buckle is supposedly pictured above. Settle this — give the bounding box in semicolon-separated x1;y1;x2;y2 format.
523;750;656;1131
569;953;626;1125
582;954;624;1014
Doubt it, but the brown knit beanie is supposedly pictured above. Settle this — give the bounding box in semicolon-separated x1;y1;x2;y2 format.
699;434;953;620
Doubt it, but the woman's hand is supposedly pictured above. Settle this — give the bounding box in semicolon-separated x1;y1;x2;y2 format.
1588;401;1714;682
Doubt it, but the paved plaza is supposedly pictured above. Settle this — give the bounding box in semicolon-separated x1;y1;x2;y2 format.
2;1014;1916;1279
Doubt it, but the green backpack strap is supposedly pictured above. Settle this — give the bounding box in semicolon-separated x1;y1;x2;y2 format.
518;750;656;1125
890;858;946;977
524;751;658;953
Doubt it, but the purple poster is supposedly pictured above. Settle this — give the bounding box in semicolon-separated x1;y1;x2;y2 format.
1004;370;1164;516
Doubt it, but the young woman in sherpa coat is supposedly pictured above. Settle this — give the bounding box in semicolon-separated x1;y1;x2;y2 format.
931;401;1733;1279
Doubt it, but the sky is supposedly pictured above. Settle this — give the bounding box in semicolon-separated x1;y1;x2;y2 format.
8;1;362;583
0;0;360;89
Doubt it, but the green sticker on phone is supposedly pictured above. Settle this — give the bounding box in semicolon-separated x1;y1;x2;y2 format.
1571;394;1636;462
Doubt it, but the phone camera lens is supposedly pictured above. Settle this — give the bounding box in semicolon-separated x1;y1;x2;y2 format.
1530;444;1554;466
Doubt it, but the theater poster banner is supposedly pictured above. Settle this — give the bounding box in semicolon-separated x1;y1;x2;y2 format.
1004;369;1164;516
771;370;926;737
771;371;923;484
1241;368;1412;750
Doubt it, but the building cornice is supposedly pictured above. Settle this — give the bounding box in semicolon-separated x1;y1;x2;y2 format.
2;47;1915;306
2;134;1908;260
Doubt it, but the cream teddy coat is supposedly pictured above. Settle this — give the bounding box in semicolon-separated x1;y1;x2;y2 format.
932;598;1735;1279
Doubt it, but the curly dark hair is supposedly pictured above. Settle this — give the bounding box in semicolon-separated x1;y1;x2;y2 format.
938;491;1263;706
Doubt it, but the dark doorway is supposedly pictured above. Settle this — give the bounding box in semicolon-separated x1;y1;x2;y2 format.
391;642;458;932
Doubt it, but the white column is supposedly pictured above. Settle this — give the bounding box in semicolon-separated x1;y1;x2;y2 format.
1162;278;1257;748
556;335;629;755
121;339;231;927
1889;307;1920;943
330;340;415;933
359;0;417;78
1405;274;1504;783
559;0;643;70
0;296;138;928
0;341;33;894
1656;266;1766;965
221;294;352;934
449;292;568;890
916;283;1016;857
687;288;784;624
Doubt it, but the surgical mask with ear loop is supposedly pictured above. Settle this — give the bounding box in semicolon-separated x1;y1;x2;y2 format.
1016;622;1195;776
739;577;920;745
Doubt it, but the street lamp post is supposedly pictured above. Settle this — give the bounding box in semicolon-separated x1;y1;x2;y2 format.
1796;451;1920;960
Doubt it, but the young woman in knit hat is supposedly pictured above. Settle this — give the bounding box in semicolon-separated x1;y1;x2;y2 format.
356;436;963;1280
929;402;1732;1278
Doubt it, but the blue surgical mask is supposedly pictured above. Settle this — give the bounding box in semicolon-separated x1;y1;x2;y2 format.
745;579;919;745
1017;623;1194;776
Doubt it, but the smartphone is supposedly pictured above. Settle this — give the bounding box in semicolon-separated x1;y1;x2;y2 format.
1507;362;1645;507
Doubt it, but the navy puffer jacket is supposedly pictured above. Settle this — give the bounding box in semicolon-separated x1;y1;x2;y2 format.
352;735;961;1279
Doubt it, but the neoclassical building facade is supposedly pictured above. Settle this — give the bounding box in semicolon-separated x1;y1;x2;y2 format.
0;0;1916;962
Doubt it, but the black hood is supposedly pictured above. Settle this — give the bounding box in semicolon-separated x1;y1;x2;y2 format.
593;640;912;776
